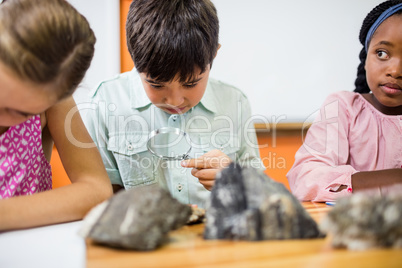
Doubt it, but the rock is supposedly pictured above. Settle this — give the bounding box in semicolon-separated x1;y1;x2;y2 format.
204;163;323;240
79;184;192;250
320;193;402;250
187;206;206;225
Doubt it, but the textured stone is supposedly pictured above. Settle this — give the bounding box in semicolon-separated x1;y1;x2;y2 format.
204;163;323;240
320;193;402;250
79;184;192;250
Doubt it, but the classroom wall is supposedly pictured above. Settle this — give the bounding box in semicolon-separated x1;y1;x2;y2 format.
54;0;382;189
53;0;307;190
210;0;383;123
69;0;384;122
67;0;121;105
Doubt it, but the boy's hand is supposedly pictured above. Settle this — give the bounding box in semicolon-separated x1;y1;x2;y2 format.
181;149;232;190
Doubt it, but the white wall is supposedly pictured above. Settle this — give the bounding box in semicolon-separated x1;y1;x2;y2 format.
67;0;120;104
210;0;383;122
69;0;384;122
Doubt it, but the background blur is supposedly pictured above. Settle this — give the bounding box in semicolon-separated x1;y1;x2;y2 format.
69;0;383;123
53;0;384;189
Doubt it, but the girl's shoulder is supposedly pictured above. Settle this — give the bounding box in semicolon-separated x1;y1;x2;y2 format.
323;91;399;122
320;91;363;118
324;91;363;106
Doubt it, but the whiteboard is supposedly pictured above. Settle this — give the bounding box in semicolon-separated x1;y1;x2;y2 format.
69;0;384;123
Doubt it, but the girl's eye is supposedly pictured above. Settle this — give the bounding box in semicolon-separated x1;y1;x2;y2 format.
376;50;389;60
6;108;31;118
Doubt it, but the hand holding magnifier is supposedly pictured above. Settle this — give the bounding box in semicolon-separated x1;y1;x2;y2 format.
147;127;231;191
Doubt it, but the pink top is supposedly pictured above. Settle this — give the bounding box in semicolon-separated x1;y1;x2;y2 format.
0;115;52;198
287;91;402;202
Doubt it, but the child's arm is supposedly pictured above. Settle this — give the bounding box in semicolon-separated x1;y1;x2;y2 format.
0;97;113;231
287;128;354;202
287;93;356;202
181;93;262;190
287;92;402;202
352;169;402;191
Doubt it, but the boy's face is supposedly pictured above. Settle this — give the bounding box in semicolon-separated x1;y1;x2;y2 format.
140;66;211;114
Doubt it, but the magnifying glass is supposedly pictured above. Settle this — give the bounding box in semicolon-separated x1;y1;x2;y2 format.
147;127;192;161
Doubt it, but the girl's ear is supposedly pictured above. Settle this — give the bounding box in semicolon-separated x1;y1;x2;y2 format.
214;44;221;59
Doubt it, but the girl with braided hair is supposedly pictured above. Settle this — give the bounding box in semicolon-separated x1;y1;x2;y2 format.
287;0;402;202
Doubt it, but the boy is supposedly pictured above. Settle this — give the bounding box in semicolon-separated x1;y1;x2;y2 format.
83;0;262;208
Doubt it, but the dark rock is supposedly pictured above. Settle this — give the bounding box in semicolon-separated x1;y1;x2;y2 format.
79;184;192;250
320;193;402;250
204;163;323;240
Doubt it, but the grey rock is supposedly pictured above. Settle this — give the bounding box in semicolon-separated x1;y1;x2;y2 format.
320;193;402;250
204;163;323;240
79;184;192;250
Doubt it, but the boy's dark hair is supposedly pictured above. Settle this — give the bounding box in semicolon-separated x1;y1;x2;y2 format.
354;0;402;93
126;0;219;83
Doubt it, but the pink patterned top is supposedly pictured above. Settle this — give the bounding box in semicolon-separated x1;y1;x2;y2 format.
287;91;402;202
0;115;52;198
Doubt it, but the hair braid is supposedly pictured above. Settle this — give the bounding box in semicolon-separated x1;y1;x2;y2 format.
354;0;402;93
354;48;369;93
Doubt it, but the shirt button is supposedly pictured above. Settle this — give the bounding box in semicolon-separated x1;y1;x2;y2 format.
172;115;178;121
127;144;134;150
177;183;183;192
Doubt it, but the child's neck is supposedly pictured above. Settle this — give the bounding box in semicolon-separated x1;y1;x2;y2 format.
363;94;402;116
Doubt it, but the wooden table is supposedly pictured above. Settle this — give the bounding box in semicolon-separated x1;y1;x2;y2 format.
86;202;402;268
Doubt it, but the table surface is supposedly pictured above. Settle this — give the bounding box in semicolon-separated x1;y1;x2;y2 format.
86;202;402;268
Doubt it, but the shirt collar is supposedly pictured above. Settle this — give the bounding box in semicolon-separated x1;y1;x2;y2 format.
130;69;152;110
198;81;218;114
130;69;218;114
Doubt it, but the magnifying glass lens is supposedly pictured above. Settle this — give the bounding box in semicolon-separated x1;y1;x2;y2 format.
147;127;192;160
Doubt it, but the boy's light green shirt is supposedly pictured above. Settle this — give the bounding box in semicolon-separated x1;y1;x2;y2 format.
82;68;262;208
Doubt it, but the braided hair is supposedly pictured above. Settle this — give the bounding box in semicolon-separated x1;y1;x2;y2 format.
354;0;402;93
